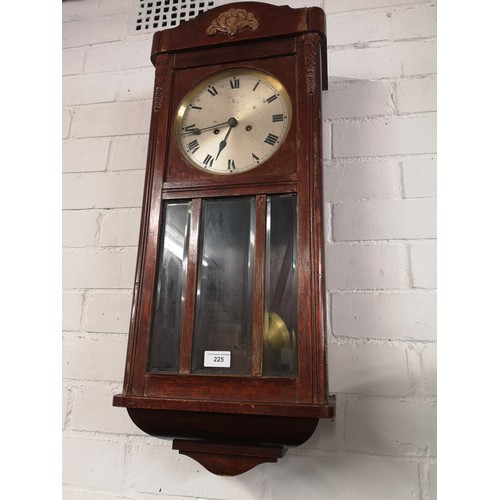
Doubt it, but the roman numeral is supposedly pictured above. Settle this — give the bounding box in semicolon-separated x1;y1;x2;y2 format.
251;153;260;163
184;124;196;132
252;80;261;91
190;104;202;110
203;154;214;167
272;114;284;122
230;78;240;89
227;159;236;171
264;133;279;146
266;94;278;104
207;86;218;97
187;139;200;154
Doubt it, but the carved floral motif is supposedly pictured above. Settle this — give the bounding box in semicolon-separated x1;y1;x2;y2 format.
206;8;258;37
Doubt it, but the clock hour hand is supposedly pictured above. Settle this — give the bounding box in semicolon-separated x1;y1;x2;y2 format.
215;117;238;160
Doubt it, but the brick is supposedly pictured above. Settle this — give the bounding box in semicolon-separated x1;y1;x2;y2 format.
323;80;394;119
323;161;399;202
62;249;136;289
327;11;391;46
62;0;98;22
390;4;437;40
62;437;125;489
328;39;436;79
63;110;72;139
329;343;410;395
421;343;437;396
322;120;333;161
62;490;127;500
333;116;436;158
62;385;71;429
345;397;436;456
411;242;436;288
100;209;141;247
63;73;120;106
71;382;141;434
109;136;149;171
333;199;437;241
97;0;130;17
62;171;144;209
62;335;128;381
429;462;437;500
84;291;133;333
396;75;436;113
325;0;428;14
324;243;407;289
62;291;84;331
62;47;86;76
62;210;99;247
332;292;437;340
62;139;110;172
116;67;155;101
132;443;264;497
62;16;126;49
267;452;419;500
402;157;437;198
71;100;151;138
85;39;152;73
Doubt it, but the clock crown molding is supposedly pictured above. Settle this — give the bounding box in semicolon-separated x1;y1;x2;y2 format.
206;7;259;37
151;2;327;90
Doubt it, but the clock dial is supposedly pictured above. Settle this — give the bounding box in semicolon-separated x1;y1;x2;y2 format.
175;68;292;175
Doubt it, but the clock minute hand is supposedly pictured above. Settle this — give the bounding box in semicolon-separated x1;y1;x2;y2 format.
181;120;231;136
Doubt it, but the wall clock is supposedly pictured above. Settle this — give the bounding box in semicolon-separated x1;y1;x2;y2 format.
113;1;334;476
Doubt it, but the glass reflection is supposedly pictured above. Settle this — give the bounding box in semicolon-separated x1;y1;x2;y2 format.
148;202;190;372
192;197;255;375
263;194;298;377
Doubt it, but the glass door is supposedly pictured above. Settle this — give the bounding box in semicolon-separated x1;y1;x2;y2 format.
147;194;298;378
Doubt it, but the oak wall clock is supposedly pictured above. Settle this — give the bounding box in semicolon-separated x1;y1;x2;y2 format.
113;1;334;476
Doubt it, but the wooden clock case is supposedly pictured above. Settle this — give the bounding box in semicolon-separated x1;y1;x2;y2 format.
113;2;334;476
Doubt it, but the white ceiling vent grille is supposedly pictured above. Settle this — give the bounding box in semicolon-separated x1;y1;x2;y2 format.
134;0;216;33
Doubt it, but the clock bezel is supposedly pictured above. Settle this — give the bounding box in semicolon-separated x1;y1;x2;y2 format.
174;67;293;176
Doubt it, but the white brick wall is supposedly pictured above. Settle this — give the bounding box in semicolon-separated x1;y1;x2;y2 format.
62;1;436;498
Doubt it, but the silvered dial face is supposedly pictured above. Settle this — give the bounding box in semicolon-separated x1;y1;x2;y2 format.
175;68;292;175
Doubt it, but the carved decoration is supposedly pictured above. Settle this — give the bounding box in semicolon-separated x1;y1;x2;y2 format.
304;33;319;95
153;56;169;112
206;8;258;37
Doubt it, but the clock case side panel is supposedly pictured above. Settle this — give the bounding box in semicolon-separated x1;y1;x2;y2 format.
295;32;330;406
120;53;175;396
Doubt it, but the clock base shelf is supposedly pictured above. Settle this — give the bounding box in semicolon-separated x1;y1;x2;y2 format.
114;398;333;475
125;407;320;444
173;439;284;476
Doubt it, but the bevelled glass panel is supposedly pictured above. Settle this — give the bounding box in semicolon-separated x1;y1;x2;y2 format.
263;194;298;377
192;197;255;375
148;201;190;372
